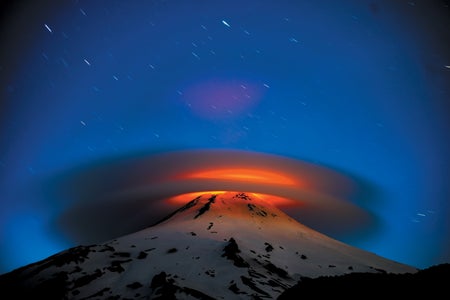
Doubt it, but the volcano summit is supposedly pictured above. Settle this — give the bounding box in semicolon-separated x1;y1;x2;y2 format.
0;192;417;299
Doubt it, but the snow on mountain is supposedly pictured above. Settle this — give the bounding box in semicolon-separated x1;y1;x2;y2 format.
0;192;417;299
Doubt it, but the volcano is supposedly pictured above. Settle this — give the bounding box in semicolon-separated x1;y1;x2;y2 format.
0;192;417;299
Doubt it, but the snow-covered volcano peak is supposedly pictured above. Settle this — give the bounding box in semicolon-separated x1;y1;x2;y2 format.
0;191;418;299
156;191;293;225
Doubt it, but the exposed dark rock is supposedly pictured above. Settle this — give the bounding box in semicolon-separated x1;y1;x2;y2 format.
228;283;246;294
207;222;214;230
257;210;268;217
150;272;215;300
267;278;290;290
179;196;202;212
106;259;132;273
300;254;307;260
151;272;171;288
150;272;177;300
240;276;270;297
15;245;94;279
248;203;268;217
126;282;143;289
73;269;104;288
264;263;289;278
98;245;115;253
190;232;197;236
83;287;110;299
234;193;251;200
137;251;148;259
222;238;249;268
181;286;216;299
264;243;274;252
194;195;217;219
248;269;268;279
113;252;131;258
205;270;215;277
370;266;387;274
69;266;82;274
152;196;201;226
167;248;178;254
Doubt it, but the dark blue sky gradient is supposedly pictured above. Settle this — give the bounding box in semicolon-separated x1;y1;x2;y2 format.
0;0;449;274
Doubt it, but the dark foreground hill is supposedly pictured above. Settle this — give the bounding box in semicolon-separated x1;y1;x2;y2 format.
278;263;450;299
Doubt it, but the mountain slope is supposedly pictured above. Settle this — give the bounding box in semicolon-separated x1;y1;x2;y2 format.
0;192;417;299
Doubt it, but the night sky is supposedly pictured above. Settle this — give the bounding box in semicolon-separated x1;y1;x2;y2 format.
1;0;449;274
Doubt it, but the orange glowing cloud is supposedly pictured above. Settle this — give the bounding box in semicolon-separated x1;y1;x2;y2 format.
104;149;366;225
56;149;371;244
181;168;298;186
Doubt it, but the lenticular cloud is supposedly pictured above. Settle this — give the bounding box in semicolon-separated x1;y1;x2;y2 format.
51;149;373;244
